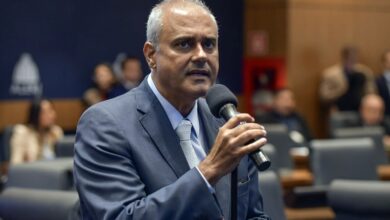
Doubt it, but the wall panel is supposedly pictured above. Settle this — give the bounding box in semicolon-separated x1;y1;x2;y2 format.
0;99;84;132
287;0;390;137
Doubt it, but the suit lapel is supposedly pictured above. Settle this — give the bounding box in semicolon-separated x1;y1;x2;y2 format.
136;79;190;178
198;100;231;219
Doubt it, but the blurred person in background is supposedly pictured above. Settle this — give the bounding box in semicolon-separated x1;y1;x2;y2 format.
83;63;127;107
319;46;376;112
121;56;143;90
10;99;64;164
257;88;312;143
357;94;390;146
376;50;390;117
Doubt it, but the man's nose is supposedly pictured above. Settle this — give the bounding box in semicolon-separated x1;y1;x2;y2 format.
192;43;208;63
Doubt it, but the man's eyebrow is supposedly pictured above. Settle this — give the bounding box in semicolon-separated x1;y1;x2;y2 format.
203;37;217;41
173;36;193;41
173;35;217;40
171;34;194;39
170;36;193;45
170;36;218;46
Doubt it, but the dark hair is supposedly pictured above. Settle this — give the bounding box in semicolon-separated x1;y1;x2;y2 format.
341;46;357;60
27;98;52;129
92;62;118;87
120;56;140;70
94;62;115;76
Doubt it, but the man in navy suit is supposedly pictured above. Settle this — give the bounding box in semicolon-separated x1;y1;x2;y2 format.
376;50;390;116
73;0;269;219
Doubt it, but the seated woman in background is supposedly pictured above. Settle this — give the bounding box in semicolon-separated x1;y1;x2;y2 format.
10;99;64;164
83;63;127;107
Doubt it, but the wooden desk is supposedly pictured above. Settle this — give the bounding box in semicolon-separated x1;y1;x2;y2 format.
280;169;313;190
285;207;334;220
378;165;390;180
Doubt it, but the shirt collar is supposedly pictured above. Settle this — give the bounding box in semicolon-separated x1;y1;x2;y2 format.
147;74;200;138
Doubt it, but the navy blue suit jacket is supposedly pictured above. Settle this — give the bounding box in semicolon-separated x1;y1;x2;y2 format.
74;78;269;220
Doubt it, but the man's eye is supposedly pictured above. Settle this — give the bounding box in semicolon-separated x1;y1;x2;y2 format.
203;40;215;50
177;41;191;49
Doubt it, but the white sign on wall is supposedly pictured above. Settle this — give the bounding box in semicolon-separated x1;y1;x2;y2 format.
9;53;42;96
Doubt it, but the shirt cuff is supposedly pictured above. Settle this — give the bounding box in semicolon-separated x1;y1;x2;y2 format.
195;166;216;194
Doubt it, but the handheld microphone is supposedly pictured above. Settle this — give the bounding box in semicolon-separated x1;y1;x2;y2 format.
206;84;271;171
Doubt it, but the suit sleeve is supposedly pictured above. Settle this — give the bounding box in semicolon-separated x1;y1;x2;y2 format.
246;159;271;220
73;106;222;220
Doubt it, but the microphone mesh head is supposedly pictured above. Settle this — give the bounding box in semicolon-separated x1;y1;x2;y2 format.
206;84;238;117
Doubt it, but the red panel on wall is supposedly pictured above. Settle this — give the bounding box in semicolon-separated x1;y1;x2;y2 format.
243;58;286;115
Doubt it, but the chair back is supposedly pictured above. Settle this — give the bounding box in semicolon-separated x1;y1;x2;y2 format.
0;187;79;220
264;124;296;170
6;158;74;190
328;180;390;220
329;111;359;135
333;126;388;164
258;171;287;220
55;135;76;158
310;138;378;185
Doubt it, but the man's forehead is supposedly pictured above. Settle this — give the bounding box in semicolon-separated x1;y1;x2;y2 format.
161;7;216;34
162;3;216;27
170;7;192;16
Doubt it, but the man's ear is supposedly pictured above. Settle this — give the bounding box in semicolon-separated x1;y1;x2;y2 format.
143;42;157;70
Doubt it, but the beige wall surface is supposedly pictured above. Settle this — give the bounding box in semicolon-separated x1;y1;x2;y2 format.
245;0;287;57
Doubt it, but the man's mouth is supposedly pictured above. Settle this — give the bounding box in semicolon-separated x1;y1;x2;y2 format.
187;69;211;78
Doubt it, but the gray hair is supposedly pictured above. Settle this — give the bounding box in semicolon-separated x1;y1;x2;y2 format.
146;0;218;49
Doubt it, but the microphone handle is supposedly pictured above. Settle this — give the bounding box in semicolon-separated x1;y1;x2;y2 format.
249;149;271;171
219;104;271;171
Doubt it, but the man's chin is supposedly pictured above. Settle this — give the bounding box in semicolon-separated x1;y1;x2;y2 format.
188;83;211;98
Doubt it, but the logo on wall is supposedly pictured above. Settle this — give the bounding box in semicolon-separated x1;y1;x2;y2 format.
9;53;42;96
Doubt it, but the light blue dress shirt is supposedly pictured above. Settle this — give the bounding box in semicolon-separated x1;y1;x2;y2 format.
147;74;214;192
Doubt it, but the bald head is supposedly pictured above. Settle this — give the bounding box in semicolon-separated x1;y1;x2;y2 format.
146;0;218;49
360;94;385;125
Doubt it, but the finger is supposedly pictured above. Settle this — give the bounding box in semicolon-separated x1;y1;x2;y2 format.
230;123;266;138
255;122;265;130
257;123;265;130
222;113;254;130
238;137;267;156
231;128;267;147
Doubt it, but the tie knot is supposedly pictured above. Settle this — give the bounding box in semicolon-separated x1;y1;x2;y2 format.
176;119;192;141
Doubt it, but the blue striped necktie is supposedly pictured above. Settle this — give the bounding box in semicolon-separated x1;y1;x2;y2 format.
175;119;200;168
